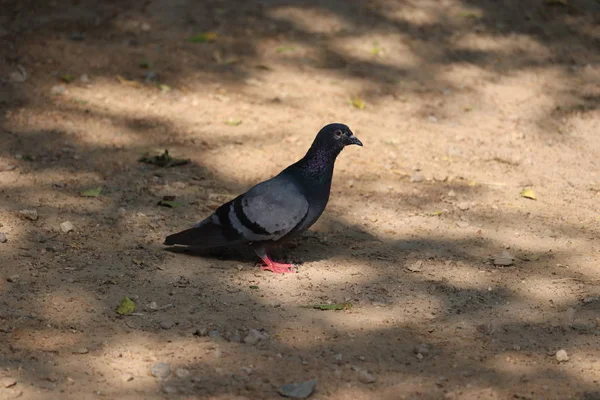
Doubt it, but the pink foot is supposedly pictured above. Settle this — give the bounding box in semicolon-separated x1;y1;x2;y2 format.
258;255;296;274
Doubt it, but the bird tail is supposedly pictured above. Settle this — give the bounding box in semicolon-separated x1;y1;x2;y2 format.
164;220;243;249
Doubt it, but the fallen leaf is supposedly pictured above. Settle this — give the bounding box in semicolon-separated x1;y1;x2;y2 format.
249;285;259;290
60;74;75;83
116;297;136;315
80;187;102;197
158;84;171;92
116;75;142;88
520;188;537;200
276;45;296;53
302;303;352;310
350;96;366;110
138;150;191;168
426;210;445;216
255;64;272;71
188;32;217;43
157;200;181;208
225;119;242;126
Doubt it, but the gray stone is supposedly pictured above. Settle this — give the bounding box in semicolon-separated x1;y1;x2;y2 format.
278;379;317;399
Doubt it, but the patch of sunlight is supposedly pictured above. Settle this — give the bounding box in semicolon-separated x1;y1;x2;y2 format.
268;6;348;34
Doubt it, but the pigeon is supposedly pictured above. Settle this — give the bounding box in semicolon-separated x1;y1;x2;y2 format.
164;123;362;273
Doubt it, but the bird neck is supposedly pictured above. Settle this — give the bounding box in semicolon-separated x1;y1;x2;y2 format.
292;144;340;184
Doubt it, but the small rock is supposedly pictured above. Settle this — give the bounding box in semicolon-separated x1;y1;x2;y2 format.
208;329;221;339
193;327;208;336
72;347;89;354
160;320;174;330
19;209;38;221
447;189;457;197
414;344;430;356
0;232;7;243
0;377;17;388
243;329;268;345
456;220;470;228
6;275;19;283
555;349;569;362
122;374;134;382
406;261;423;272
60;221;74;233
50;85;67;95
278;379;318;399
240;366;253;375
9;66;27;83
141;22;151;31
144;71;158;82
228;334;241;343
80;74;90;83
494;251;514;266
410;173;424;183
428;115;438;122
447;146;462;157
147;301;158;310
151;362;171;379
175;368;190;379
162;385;178;394
358;370;376;384
334;353;343;364
457;202;470;211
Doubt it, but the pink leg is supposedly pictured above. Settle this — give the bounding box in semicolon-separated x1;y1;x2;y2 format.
258;254;296;274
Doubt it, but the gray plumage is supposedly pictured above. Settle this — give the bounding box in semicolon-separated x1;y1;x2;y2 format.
164;123;362;272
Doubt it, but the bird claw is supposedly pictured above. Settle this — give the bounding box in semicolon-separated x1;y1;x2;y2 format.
260;262;296;274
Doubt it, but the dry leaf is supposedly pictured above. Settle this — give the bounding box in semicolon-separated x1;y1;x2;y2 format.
189;32;217;43
520;188;537;200
350;96;366;109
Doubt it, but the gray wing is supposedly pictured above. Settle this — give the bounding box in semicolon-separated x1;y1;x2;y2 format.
227;176;309;242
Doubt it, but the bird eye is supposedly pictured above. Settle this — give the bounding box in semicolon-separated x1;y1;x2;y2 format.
334;130;343;139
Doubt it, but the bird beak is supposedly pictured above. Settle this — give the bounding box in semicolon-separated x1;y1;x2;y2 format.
346;134;363;147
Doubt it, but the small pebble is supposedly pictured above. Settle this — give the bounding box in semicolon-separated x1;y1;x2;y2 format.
456;221;470;228
160;320;174;330
151;362;171;379
6;275;19;283
334;353;343;364
358;370;376;384
278;379;318;399
50;85;67;95
494;250;514;266
406;261;423;272
60;221;74;233
414;344;430;356
122;374;134;382
208;329;221;339
555;349;569;362
162;385;178;394
410;173;424;183
72;347;89;354
0;377;17;388
457;202;470;211
0;232;7;243
175;368;190;379
19;209;38;221
193;328;208;336
243;329;268;345
228;334;241;343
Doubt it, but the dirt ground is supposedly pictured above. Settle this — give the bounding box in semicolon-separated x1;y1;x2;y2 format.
1;0;599;399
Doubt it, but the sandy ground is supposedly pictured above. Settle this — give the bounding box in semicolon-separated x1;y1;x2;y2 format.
1;0;600;399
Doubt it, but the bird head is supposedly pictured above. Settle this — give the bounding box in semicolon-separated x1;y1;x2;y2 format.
317;123;363;151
